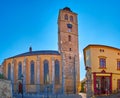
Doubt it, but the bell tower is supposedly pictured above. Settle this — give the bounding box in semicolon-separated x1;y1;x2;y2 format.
58;7;80;93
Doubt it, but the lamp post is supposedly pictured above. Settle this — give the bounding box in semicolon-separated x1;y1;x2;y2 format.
20;74;24;98
47;85;49;98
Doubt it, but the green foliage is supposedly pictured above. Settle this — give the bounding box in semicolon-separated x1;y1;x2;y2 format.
81;82;85;92
0;74;4;79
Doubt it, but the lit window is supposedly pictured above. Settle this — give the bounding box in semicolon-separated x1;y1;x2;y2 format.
70;16;73;22
117;61;120;70
64;14;68;20
99;58;106;68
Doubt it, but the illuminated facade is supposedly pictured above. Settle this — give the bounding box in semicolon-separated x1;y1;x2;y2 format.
84;44;120;95
2;7;80;94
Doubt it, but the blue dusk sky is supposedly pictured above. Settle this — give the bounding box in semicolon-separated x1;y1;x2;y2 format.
0;0;120;80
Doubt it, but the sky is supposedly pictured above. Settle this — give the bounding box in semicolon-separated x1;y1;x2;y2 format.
0;0;120;80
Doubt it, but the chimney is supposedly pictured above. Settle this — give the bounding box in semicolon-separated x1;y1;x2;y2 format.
29;46;32;52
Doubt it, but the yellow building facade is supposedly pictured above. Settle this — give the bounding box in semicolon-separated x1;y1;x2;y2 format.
84;44;120;95
2;7;80;94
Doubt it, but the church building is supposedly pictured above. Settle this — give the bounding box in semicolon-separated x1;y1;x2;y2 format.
2;7;80;94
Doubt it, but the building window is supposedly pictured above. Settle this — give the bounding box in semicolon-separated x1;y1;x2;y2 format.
117;61;120;70
18;62;22;79
69;48;72;51
44;60;49;84
69;56;71;59
68;29;72;32
100;49;104;52
70;16;73;22
64;14;68;20
117;79;120;90
55;60;60;84
99;58;106;68
68;35;71;41
30;61;35;84
8;63;11;80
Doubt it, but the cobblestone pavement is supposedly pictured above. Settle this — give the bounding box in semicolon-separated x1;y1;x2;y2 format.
79;93;120;98
79;93;86;98
96;93;120;98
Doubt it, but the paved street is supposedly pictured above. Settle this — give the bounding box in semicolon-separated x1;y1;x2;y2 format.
79;93;86;98
13;94;82;98
79;93;120;98
96;93;120;98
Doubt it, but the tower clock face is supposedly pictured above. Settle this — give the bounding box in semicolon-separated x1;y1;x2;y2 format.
67;23;72;28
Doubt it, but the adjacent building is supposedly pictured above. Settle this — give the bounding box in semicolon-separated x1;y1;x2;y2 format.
2;7;80;94
84;44;120;95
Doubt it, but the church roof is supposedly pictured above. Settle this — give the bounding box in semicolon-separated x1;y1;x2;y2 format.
7;50;60;59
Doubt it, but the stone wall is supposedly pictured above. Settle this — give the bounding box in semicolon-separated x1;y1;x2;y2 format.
0;79;12;98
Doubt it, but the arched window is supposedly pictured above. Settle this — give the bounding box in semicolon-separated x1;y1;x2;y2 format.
8;63;11;80
44;60;49;84
70;16;73;22
18;62;22;79
30;61;35;84
64;14;68;20
68;35;71;41
55;60;60;84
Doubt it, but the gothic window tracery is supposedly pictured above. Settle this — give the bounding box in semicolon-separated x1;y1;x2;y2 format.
44;60;49;84
18;62;22;79
8;63;11;80
55;60;60;84
30;60;35;84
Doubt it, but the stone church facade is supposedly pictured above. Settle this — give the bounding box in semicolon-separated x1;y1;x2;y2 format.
2;7;80;94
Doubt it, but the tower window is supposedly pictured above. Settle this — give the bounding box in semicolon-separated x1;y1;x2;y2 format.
69;56;71;59
69;48;72;51
70;16;73;22
68;35;71;41
64;14;68;20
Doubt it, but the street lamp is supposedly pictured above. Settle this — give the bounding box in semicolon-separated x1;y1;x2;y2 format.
47;85;49;98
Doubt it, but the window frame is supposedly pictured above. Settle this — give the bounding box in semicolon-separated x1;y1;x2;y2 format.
55;60;60;84
70;16;73;22
64;14;68;20
117;60;120;70
99;57;106;68
8;63;11;80
68;35;71;41
44;60;49;84
18;62;22;79
30;60;35;84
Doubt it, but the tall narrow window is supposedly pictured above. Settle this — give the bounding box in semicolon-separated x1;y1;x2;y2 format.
8;63;11;80
68;35;71;41
117;61;120;70
55;60;60;84
64;14;68;20
18;62;22;79
99;58;106;68
117;79;120;90
30;61;35;84
44;60;49;84
70;16;73;22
